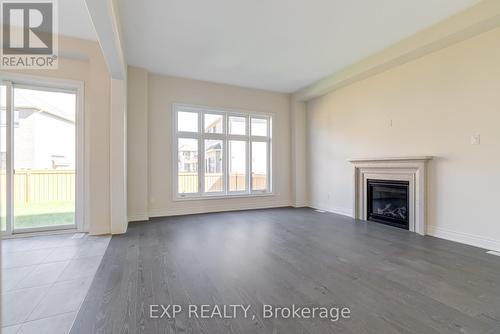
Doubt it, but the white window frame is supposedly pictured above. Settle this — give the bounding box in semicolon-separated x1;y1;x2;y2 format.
1;72;85;236
173;103;272;200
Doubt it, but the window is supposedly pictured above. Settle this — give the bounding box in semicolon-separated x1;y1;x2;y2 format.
177;111;198;132
228;116;246;135
204;113;223;134
204;139;224;193
177;138;198;194
251;141;267;191
174;105;271;198
229;141;246;192
251;117;268;136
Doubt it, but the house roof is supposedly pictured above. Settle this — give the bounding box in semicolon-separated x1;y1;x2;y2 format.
11;90;75;123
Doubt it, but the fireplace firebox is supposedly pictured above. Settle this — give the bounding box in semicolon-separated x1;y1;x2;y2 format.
367;179;409;230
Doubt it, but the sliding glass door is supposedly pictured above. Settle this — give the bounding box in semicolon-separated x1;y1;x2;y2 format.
0;80;78;234
1;85;6;233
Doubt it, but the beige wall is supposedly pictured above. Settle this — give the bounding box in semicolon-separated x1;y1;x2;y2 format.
2;36;113;235
110;77;128;234
127;67;149;221
127;69;292;218
290;97;307;207
306;27;500;251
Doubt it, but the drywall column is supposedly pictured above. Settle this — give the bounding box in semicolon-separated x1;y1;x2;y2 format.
290;97;307;207
86;45;112;235
126;67;149;221
110;77;128;233
85;0;128;234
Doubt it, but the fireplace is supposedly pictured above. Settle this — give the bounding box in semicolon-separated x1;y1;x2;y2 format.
367;179;409;230
351;156;432;235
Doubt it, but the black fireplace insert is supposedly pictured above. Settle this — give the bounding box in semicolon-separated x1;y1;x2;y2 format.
367;179;409;230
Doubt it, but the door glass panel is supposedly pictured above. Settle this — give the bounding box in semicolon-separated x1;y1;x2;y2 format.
0;85;6;232
13;87;76;229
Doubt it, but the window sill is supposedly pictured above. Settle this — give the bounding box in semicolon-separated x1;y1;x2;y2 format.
174;192;275;202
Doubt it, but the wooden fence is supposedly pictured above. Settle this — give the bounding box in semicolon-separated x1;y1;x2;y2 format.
178;172;266;193
0;169;75;204
0;170;265;203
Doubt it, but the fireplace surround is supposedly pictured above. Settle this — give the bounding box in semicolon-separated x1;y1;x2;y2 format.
350;157;432;235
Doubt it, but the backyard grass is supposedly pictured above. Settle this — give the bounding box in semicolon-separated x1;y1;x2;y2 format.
1;201;75;230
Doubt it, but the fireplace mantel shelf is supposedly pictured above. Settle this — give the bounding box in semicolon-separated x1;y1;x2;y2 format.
349;156;433;163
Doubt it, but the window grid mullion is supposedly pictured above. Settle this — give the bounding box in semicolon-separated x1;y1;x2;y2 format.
245;140;250;193
174;105;271;199
249;136;270;142
176;132;201;139
227;134;248;141
199;111;205;194
247;115;251;194
268;117;272;193
249;138;253;194
204;133;225;140
267;141;271;192
224;113;229;195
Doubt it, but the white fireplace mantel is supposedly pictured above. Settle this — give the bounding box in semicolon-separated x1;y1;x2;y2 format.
350;156;433;235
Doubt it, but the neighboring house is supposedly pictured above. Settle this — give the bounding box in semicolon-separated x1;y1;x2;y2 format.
204;116;244;175
204;118;223;174
0;95;75;171
177;141;223;174
205;117;223;134
178;143;198;173
205;141;222;173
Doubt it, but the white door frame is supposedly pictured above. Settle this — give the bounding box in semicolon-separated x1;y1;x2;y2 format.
0;72;85;235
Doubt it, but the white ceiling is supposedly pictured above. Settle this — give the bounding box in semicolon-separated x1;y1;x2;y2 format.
119;0;480;93
59;0;97;41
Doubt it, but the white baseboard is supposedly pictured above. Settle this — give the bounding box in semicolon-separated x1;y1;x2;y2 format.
427;225;500;252
148;201;291;218
127;213;149;222
309;203;354;218
129;205;500;253
309;203;500;252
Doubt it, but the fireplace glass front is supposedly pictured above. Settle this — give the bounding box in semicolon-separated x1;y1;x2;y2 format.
367;179;409;230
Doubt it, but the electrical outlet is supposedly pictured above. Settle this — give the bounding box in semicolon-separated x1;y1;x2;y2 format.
471;134;480;145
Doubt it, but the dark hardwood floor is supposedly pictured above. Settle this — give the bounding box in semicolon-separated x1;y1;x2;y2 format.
71;208;500;334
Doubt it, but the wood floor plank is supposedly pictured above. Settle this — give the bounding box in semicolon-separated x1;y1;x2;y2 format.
71;208;500;334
